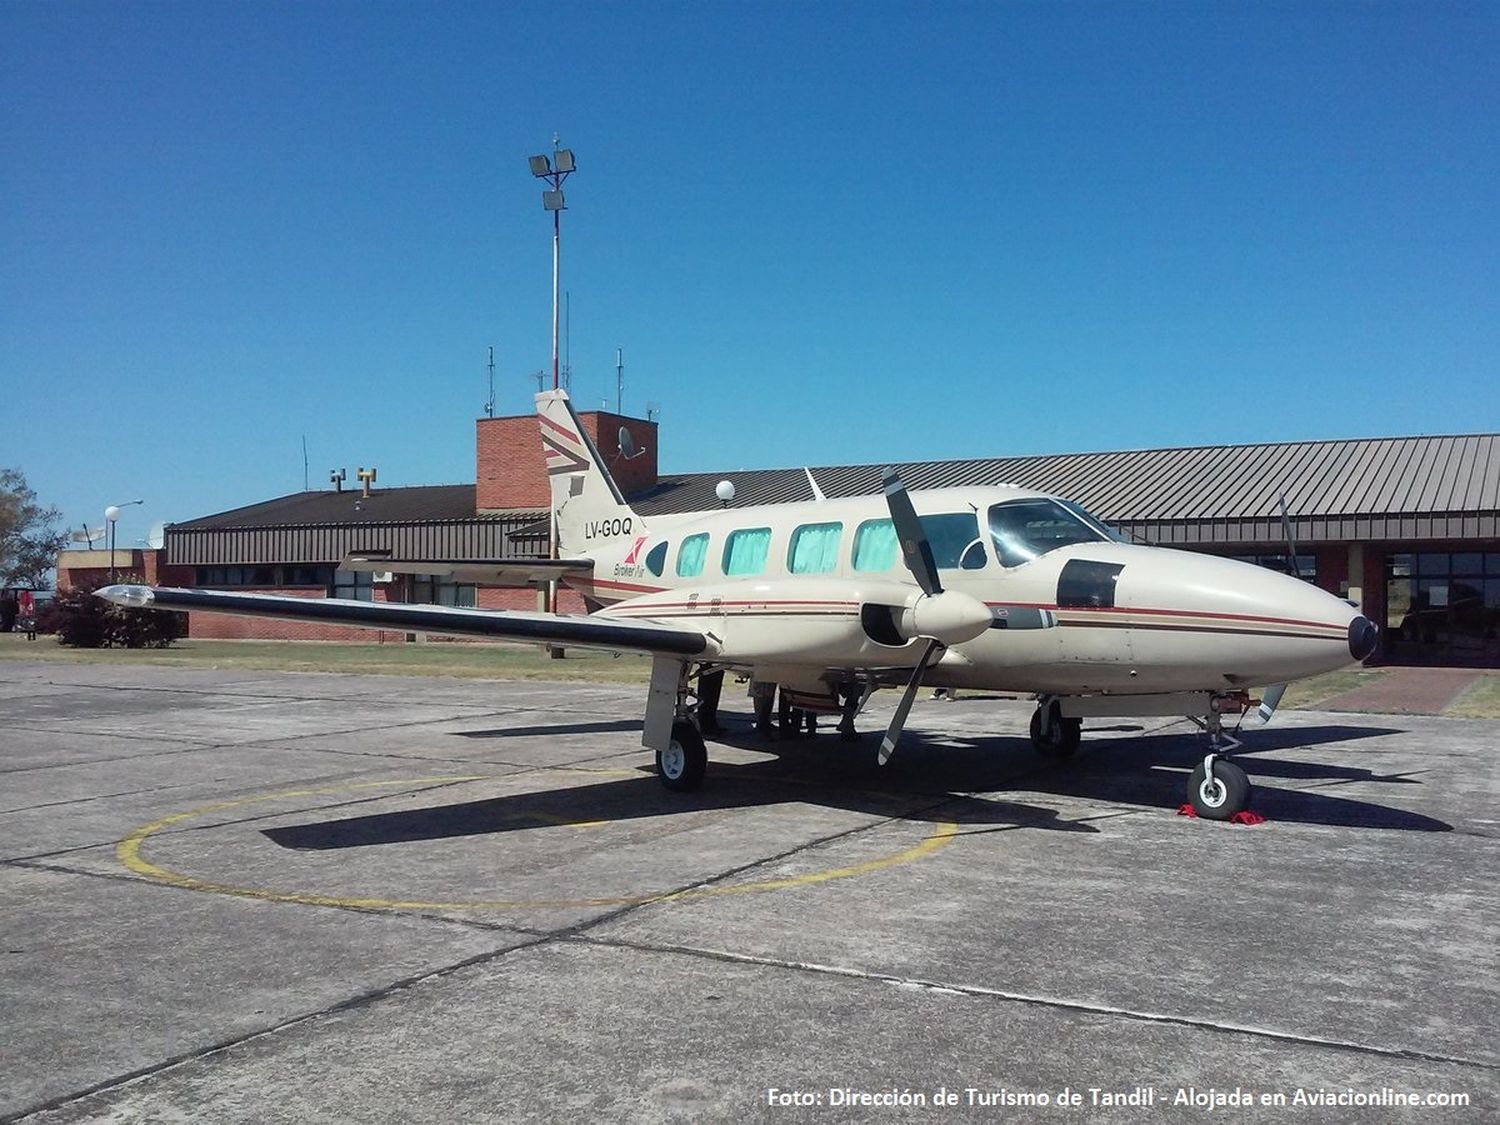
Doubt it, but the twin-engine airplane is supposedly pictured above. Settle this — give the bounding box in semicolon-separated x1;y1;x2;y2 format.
100;390;1379;821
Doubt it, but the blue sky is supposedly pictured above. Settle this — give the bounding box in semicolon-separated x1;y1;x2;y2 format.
4;1;1497;552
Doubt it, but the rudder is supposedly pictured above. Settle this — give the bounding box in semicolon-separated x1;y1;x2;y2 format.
535;389;645;554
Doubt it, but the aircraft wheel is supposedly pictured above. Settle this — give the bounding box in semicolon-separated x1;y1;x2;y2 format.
657;721;707;792
1029;705;1081;759
1187;759;1251;820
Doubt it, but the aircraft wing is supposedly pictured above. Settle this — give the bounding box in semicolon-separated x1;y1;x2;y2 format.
95;585;708;657
340;554;594;587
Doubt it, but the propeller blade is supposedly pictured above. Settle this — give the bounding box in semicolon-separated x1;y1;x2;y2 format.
882;467;940;596
1257;683;1287;723
878;639;942;765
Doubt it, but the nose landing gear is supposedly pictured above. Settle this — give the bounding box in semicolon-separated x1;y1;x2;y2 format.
1185;701;1253;820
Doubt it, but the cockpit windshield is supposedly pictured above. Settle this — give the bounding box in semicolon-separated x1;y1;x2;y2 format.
987;499;1111;567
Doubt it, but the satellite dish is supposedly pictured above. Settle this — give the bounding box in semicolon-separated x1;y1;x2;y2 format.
715;480;736;506
618;427;637;458
147;522;167;549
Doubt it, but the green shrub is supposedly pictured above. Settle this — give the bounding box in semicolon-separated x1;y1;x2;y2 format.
51;577;183;648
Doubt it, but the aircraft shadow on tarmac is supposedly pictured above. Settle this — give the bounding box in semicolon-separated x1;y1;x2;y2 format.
263;716;1451;851
261;760;1097;852
757;719;1451;834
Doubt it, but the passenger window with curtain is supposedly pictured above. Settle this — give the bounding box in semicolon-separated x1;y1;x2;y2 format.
676;533;709;577
722;528;772;576
852;518;898;572
788;522;843;574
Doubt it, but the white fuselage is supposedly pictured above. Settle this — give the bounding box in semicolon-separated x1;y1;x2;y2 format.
568;485;1365;697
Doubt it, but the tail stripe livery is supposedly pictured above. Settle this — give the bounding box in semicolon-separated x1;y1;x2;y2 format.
539;414;592;477
536;390;642;551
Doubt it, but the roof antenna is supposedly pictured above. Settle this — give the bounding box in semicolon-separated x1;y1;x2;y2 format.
485;346;496;418
616;345;624;414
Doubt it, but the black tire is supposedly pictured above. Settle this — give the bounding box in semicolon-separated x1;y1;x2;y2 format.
1029;705;1081;759
1187;759;1251;820
657;720;707;792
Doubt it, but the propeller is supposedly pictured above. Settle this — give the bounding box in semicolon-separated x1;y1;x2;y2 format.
1256;682;1287;723
876;468;991;764
1257;492;1303;724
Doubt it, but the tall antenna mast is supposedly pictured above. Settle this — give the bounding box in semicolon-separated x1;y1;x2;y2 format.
485;346;496;418
616;346;624;414
563;291;571;392
302;435;309;491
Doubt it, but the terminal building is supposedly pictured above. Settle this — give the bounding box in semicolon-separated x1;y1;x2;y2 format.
57;409;1500;667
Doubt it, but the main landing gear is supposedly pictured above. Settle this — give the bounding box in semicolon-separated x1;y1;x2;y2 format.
657;721;707;792
1029;698;1081;759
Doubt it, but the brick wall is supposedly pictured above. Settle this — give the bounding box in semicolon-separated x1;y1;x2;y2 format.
183;586;409;642
476;407;658;511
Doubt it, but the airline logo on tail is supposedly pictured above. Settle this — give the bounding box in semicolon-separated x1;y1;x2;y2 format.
540;415;591;476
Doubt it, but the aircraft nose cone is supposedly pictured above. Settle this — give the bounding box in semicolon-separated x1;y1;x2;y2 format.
1348;615;1379;662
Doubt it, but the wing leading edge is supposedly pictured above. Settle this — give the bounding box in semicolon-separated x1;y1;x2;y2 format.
95;585;708;657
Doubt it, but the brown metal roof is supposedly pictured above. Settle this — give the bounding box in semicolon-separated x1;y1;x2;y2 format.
165;433;1500;558
174;485;488;530
634;433;1500;544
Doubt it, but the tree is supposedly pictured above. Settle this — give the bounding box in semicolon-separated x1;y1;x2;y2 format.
1;468;68;589
48;576;183;648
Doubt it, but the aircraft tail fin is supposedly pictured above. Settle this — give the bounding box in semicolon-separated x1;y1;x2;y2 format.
535;390;645;555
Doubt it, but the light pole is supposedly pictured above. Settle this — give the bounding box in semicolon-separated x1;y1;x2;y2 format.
105;499;144;581
528;142;576;648
528;141;575;391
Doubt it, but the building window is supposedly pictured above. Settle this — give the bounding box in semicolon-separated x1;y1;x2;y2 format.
1230;554;1318;583
788;522;842;574
332;569;374;602
410;575;475;607
676;533;709;578
722;528;771;576
195;565;333;588
1385;551;1500;666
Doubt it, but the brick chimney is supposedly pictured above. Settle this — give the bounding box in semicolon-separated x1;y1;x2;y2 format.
477;408;658;511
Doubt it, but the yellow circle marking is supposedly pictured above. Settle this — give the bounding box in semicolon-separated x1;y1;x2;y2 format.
117;773;957;910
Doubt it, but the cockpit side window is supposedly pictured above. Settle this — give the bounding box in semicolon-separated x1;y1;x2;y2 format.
920;512;988;570
987;500;1106;568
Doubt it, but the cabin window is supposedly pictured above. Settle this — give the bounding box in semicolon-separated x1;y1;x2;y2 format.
722;527;772;576
920;512;987;570
853;514;987;572
645;542;668;578
788;522;842;574
852;518;898;571
987;500;1107;567
676;533;709;577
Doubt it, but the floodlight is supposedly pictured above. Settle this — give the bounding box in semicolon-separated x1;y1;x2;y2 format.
528;154;552;177
542;190;566;211
553;149;575;173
